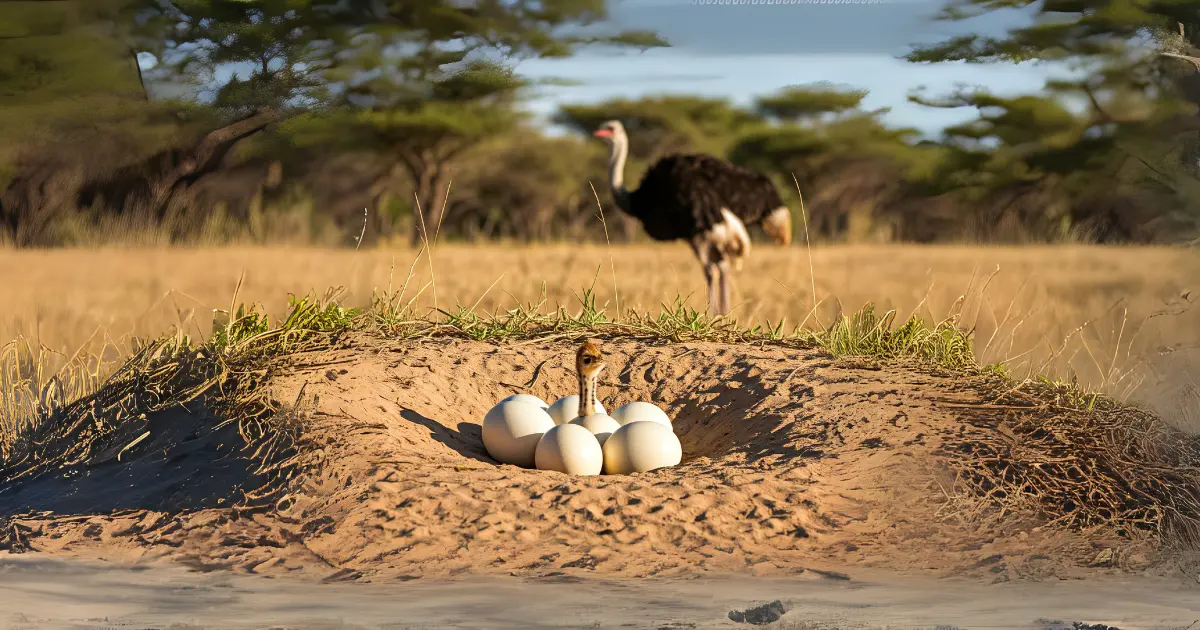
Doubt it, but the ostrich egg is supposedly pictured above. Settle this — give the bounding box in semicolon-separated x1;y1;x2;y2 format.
535;423;603;476
611;401;671;427
602;420;683;475
482;400;556;468
499;393;549;409
569;413;622;446
547;395;605;425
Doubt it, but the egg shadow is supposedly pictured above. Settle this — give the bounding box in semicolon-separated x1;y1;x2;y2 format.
398;409;497;464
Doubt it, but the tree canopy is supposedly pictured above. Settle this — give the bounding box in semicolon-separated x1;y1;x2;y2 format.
2;0;1197;247
903;0;1200;240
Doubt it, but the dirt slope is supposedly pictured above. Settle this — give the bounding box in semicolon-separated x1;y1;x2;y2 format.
0;335;1187;582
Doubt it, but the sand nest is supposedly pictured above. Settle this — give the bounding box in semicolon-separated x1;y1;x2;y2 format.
2;334;1199;583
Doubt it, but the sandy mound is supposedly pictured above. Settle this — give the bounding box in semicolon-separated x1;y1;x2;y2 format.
2;334;1198;583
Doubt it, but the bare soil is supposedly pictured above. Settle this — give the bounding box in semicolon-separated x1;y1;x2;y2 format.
3;554;1200;629
0;336;1192;585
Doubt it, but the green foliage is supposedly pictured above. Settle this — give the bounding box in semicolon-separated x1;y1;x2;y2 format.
906;0;1200;239
559;86;924;184
730;110;925;178
5;0;1198;246
911;89;1114;191
754;82;871;122
557;95;762;159
0;0;166;167
317;0;667;244
814;304;975;369
132;0;350;115
906;0;1192;63
445;129;607;241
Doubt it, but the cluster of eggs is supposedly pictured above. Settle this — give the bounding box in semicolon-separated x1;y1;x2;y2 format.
481;394;682;475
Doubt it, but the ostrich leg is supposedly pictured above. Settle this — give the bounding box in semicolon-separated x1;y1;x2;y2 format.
716;259;733;316
689;234;721;315
698;257;720;315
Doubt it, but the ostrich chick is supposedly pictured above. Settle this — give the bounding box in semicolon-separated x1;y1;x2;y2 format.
575;339;606;420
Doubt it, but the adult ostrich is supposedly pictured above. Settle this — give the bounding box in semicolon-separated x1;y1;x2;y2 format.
592;119;792;316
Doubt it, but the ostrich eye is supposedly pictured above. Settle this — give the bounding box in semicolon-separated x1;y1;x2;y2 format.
582;357;592;365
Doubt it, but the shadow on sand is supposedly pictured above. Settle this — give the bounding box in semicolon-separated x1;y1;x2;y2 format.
0;402;262;516
399;409;497;464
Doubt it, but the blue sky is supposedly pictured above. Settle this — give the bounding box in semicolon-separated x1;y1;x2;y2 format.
155;0;1084;138
512;0;1081;137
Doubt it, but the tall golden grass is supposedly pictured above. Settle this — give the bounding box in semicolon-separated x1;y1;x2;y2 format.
1;243;1196;429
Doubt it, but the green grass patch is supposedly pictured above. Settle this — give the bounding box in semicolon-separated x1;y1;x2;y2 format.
0;284;978;470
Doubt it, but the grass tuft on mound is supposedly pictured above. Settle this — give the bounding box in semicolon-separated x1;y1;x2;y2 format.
0;290;360;504
2;285;1199;554
0;286;976;483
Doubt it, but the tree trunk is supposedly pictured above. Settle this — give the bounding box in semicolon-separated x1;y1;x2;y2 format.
404;148;455;247
368;161;407;243
0;155;88;247
130;47;148;100
152;108;280;214
76;108;281;224
410;167;435;246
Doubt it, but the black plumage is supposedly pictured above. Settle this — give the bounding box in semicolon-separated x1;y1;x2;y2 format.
592;120;792;316
624;153;787;242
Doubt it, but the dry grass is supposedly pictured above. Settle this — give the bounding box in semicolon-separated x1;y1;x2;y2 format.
2;244;1199;564
0;243;1196;428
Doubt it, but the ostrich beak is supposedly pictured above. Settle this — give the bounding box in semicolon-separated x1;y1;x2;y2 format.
593;129;612;138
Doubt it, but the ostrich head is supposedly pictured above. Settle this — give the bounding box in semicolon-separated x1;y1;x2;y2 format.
575;339;606;419
576;339;606;381
592;119;627;146
592;120;630;210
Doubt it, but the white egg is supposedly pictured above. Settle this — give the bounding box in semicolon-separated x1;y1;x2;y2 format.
534;423;603;475
611;401;671;427
568;413;622;446
499;393;549;409
482;400;556;468
547;395;605;425
602;420;683;475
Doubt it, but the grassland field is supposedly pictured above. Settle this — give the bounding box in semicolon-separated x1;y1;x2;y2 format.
1;243;1196;430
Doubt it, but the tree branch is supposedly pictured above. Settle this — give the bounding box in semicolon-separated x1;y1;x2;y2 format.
395;145;422;177
130;47;148;100
1161;52;1200;73
1082;83;1113;124
188;108;280;175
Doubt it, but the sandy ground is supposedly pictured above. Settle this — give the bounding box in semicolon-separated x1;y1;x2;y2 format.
4;336;1200;630
2;554;1199;630
3;336;1181;582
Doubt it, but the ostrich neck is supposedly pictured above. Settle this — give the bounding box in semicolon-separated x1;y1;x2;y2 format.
577;372;598;419
608;138;631;212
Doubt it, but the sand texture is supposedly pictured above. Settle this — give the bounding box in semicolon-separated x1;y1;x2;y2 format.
3;554;1200;629
1;336;1196;586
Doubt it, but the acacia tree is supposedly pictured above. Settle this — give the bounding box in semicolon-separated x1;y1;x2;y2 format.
755;82;871;123
906;0;1200;240
729;84;924;242
557;95;761;161
316;0;668;244
130;0;357;115
0;0;190;245
295;61;529;242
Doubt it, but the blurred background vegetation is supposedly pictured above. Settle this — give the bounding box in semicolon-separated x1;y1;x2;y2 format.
1;0;1199;249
